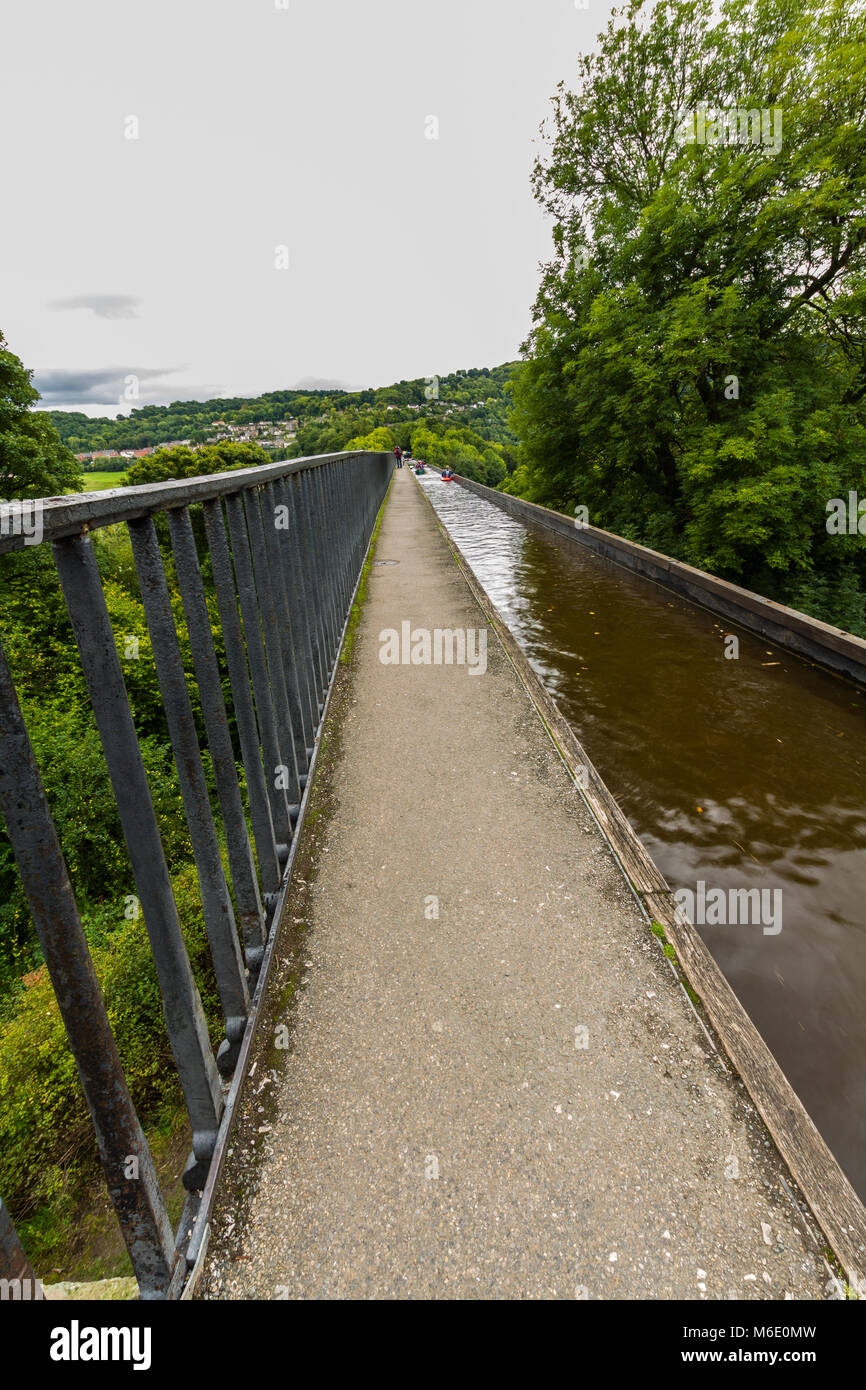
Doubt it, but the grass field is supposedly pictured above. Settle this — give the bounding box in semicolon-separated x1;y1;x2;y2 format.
76;471;127;491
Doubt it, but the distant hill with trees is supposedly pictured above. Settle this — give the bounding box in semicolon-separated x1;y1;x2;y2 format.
46;364;520;487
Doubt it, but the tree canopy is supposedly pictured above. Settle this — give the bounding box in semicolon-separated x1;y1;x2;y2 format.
0;331;81;499
508;0;866;633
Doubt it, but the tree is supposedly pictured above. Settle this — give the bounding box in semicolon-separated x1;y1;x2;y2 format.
344;426;397;452
512;0;866;631
123;440;269;487
0;331;81;498
410;423;508;486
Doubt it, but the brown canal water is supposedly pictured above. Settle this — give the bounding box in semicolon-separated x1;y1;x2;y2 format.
419;474;866;1199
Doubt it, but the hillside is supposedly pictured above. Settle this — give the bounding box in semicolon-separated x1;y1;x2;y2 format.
47;364;521;487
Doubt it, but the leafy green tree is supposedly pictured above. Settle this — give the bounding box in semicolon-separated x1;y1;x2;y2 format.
411;423;507;486
511;0;866;630
123;440;269;486
0;332;85;743
344;425;397;451
0;331;81;498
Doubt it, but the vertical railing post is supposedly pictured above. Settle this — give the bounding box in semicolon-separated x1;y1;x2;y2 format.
128;516;250;1075
290;470;327;703
224;491;294;853
274;476;318;747
258;483;311;781
167;507;266;976
1;1196;43;1299
328;462;347;615
0;637;177;1294
51;534;223;1191
202;498;281;902
312;466;339;663
242;488;303;810
306;467;336;666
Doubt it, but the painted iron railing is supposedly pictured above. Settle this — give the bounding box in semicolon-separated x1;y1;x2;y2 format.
0;449;393;1298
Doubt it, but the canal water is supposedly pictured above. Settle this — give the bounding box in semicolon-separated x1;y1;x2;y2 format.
418;473;866;1198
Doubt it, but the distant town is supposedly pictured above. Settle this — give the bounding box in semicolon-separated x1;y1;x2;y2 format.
74;417;302;463
72;401;490;464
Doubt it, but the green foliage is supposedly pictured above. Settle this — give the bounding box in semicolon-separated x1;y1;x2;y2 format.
410;422;508;486
0;697;191;994
123;440;269;487
344;425;398;452
48;367;521;466
510;0;866;633
0;330;81;499
0;865;221;1229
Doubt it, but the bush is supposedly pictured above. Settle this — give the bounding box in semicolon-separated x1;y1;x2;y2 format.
0;698;192;991
0;863;221;1232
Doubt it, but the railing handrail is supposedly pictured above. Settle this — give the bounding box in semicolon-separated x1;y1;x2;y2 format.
0;448;375;553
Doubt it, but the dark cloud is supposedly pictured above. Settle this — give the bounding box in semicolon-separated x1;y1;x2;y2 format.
291;376;356;392
30;366;226;412
48;293;142;320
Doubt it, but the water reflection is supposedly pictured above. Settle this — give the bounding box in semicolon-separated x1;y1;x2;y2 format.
421;475;866;1196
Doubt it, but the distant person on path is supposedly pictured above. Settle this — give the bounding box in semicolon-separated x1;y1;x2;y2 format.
394;445;402;469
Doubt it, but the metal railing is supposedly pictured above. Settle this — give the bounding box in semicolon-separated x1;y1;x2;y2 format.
0;449;393;1298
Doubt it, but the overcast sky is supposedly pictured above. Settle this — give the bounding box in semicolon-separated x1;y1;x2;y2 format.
0;0;614;416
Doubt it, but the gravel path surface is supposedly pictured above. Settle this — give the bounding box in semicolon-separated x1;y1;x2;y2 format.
201;468;829;1300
